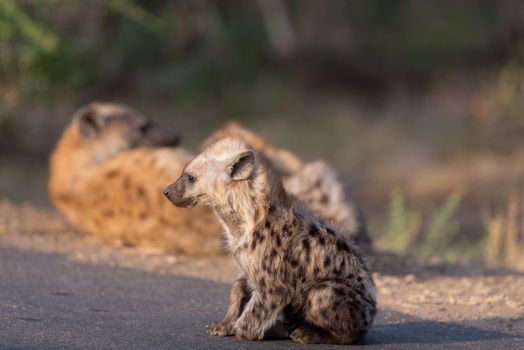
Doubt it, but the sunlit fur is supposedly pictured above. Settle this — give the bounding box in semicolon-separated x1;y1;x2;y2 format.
50;105;370;256
165;137;376;344
49;102;222;254
201;122;371;252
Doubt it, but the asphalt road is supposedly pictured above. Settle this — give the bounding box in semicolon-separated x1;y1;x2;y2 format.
1;246;522;350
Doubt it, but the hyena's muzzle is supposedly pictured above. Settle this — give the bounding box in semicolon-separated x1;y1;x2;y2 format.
164;177;197;208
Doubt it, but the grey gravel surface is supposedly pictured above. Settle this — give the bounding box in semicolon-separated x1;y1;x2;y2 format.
0;246;522;350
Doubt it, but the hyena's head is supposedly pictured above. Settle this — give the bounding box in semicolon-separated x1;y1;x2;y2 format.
164;137;257;209
200;122;303;176
71;102;179;159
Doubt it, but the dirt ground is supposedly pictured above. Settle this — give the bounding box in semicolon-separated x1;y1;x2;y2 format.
1;199;523;338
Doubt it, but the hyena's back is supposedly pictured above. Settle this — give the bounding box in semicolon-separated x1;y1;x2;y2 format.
56;147;223;254
284;161;371;252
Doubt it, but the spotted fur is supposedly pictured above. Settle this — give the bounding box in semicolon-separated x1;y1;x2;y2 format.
201;122;372;252
50;105;371;255
49;102;222;254
165;138;376;344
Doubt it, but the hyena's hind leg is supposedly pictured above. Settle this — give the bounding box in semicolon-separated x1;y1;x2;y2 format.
263;306;298;340
289;323;336;344
207;277;250;336
291;280;376;345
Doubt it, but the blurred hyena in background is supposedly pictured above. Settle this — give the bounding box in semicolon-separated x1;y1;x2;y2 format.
48;104;371;254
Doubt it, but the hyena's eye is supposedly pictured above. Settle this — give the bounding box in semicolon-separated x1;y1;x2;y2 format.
186;173;197;184
139;121;153;133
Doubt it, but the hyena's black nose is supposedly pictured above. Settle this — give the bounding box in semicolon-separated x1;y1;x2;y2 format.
163;188;171;198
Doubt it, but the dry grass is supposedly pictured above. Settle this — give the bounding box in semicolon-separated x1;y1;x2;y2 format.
379;189;524;271
483;194;524;270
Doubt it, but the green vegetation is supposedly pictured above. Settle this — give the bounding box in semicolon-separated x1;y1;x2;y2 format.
384;189;421;254
381;191;465;260
420;192;462;257
380;189;524;269
2;0;524;270
1;1;521;110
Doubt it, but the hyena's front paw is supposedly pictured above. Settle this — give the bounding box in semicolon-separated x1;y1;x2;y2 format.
206;320;235;336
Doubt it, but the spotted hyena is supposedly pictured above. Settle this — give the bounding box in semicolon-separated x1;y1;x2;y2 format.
49;102;223;254
164;137;376;344
201;122;372;252
50;104;370;255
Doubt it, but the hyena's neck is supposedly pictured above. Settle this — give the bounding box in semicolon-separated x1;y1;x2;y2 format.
215;166;290;251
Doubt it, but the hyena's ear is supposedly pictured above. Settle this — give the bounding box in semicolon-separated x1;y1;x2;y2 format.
74;105;103;139
228;150;255;181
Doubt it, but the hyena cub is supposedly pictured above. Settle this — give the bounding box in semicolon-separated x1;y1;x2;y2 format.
201;122;372;252
164;138;376;344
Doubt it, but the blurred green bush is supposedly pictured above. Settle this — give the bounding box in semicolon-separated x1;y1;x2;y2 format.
1;0;523;111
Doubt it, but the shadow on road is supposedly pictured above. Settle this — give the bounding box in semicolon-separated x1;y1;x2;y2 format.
0;246;522;350
370;311;522;346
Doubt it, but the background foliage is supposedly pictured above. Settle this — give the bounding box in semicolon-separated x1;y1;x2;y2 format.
2;0;524;269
